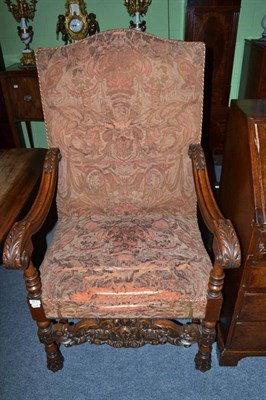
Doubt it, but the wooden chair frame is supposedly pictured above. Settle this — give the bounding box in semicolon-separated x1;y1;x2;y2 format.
3;144;240;372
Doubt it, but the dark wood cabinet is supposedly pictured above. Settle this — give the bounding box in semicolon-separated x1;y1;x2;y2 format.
217;99;266;366
0;65;43;147
6;75;43;121
239;40;266;99
0;44;16;148
185;0;241;155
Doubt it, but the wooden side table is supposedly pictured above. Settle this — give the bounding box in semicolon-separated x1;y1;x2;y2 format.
0;65;44;148
0;148;46;256
217;99;266;366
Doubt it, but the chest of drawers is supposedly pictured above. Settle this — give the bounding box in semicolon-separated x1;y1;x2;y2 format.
218;99;266;365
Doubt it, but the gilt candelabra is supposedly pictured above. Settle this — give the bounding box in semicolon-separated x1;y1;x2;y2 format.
4;0;37;66
124;0;152;32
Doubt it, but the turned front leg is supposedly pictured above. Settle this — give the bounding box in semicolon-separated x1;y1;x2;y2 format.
24;261;64;372
37;320;64;372
195;263;225;372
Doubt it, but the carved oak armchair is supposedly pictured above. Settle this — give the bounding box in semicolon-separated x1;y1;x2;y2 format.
3;30;240;372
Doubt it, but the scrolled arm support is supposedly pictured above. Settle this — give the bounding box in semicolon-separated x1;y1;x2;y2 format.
2;148;60;270
189;144;241;270
212;219;241;269
3;221;33;270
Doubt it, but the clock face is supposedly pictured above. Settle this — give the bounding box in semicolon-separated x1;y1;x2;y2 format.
69;18;84;33
65;0;89;40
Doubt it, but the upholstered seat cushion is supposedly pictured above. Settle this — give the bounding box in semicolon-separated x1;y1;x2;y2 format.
40;213;212;319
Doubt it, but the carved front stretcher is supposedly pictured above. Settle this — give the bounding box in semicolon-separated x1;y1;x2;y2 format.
2;30;240;373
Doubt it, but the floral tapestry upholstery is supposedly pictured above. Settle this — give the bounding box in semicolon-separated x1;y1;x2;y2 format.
36;29;211;319
40;214;212;319
36;29;205;218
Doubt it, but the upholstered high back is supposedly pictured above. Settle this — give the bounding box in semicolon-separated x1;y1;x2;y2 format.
36;30;205;219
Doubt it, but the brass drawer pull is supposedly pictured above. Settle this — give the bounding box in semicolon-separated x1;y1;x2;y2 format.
23;94;32;102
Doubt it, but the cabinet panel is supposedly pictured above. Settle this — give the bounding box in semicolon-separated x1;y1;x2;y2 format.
238;293;266;321
230;322;266;350
6;77;43;120
248;265;266;288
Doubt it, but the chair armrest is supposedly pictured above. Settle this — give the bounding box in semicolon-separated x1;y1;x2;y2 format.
189;144;241;269
3;148;60;270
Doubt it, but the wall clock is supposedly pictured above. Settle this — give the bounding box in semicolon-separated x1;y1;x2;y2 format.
65;0;89;41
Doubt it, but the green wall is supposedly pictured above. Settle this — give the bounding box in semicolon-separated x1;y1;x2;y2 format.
230;0;265;99
0;0;186;65
0;0;265;147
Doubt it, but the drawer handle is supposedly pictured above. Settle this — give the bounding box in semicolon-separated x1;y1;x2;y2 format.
23;94;32;102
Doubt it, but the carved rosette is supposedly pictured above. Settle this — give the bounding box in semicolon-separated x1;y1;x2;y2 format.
2;220;32;269
51;319;200;348
214;219;241;269
188;144;206;170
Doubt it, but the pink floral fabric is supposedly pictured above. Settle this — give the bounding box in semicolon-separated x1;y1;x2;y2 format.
36;30;211;319
41;214;212;319
36;29;205;218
